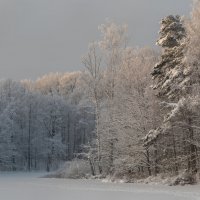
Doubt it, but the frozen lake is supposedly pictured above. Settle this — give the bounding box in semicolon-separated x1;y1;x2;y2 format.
0;173;199;200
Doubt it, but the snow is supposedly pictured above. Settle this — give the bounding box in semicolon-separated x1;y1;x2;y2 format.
0;173;199;200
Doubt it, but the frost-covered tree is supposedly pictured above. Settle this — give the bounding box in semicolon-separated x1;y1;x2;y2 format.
152;15;187;100
98;21;128;174
111;47;160;178
81;21;160;178
82;42;104;174
145;12;200;177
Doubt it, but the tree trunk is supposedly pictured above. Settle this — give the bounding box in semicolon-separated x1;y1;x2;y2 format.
172;130;179;175
95;100;102;174
28;104;32;171
188;118;197;174
89;158;96;176
146;148;152;176
67;112;71;160
154;143;159;176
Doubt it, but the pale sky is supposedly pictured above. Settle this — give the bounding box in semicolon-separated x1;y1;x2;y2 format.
0;0;191;80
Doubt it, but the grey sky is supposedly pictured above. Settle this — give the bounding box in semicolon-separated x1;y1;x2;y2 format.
0;0;191;80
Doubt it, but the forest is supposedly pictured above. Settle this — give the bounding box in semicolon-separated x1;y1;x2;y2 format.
1;0;200;185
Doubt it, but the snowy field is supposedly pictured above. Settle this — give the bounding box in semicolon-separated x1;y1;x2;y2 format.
0;173;200;200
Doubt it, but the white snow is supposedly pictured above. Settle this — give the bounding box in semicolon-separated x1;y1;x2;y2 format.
0;173;199;200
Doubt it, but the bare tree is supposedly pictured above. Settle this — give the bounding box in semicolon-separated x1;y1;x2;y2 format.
82;42;103;174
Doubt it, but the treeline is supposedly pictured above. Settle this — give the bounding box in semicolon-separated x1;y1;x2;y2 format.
0;73;94;171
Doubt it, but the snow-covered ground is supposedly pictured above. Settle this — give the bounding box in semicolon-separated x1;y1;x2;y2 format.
0;173;199;200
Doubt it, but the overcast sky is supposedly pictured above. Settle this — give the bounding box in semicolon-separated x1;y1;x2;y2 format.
0;0;191;80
